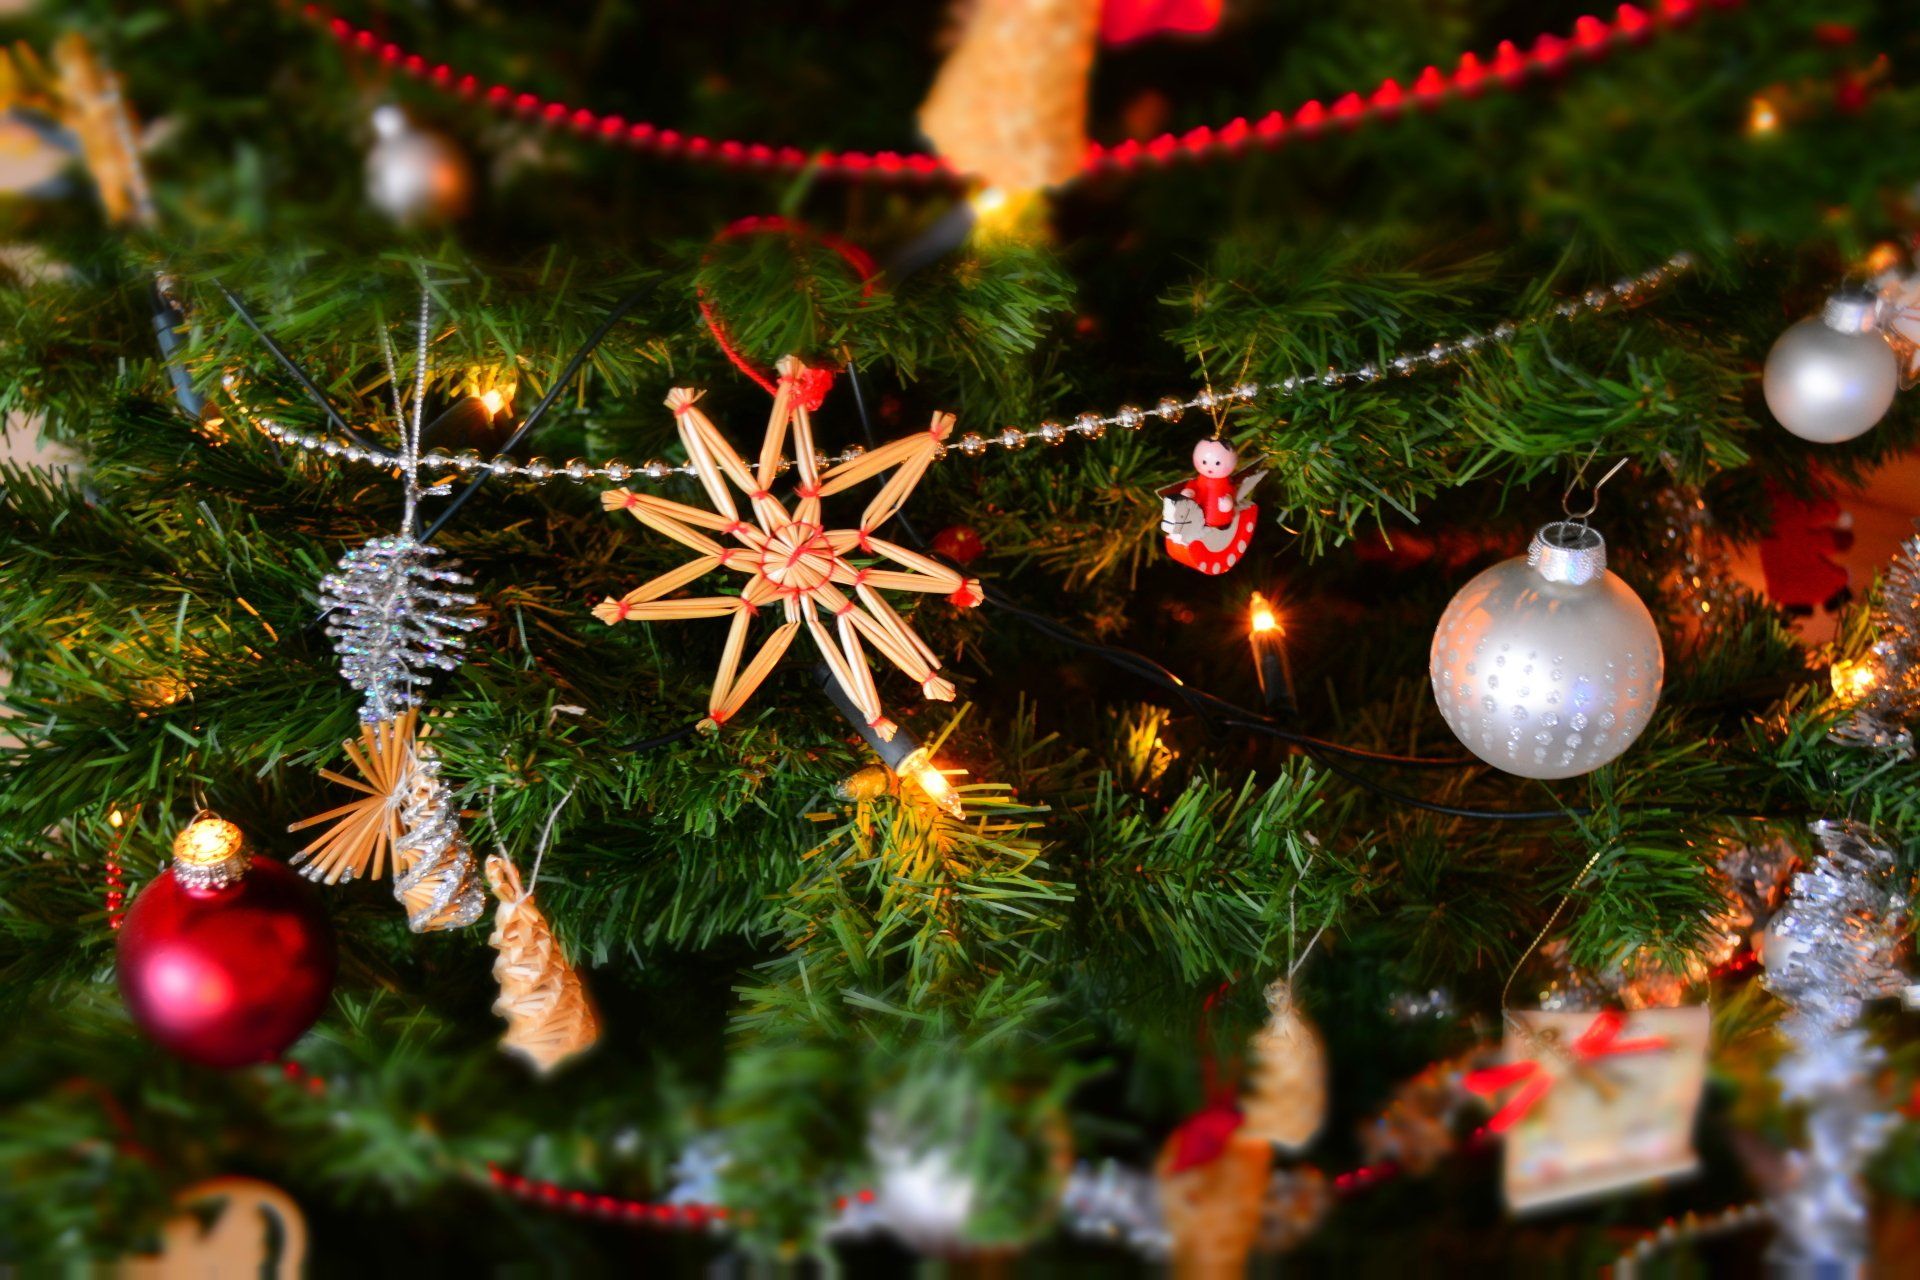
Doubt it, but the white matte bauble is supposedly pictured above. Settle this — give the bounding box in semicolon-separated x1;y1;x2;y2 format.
1430;522;1663;780
366;105;472;226
1763;294;1899;444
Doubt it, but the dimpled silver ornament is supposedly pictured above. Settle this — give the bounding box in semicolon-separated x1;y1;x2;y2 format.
1762;291;1900;444
1429;521;1663;780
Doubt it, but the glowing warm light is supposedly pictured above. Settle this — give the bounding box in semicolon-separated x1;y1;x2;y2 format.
1747;97;1778;136
172;814;245;868
479;388;507;417
971;186;1008;217
1249;591;1282;635
108;808;124;829
1865;244;1901;275
899;746;964;818
1831;659;1878;701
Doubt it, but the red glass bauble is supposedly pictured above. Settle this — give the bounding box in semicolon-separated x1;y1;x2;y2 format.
116;858;337;1069
931;524;986;566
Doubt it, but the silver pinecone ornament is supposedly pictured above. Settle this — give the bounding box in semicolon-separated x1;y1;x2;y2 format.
319;534;483;724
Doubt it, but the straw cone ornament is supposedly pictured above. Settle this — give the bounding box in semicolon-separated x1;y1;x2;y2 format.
595;357;983;739
484;855;599;1073
919;0;1100;194
1238;981;1326;1152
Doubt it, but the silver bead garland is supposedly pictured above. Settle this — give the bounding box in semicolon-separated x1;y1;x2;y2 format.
318;534;483;724
226;252;1696;486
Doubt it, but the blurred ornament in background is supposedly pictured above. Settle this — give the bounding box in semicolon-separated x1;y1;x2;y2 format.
1238;981;1325;1152
1830;522;1920;754
1256;1165;1331;1254
366;104;471;226
1763;290;1899;444
1875;267;1920;386
1101;0;1222;45
919;0;1100;197
1468;1006;1709;1213
1386;986;1455;1022
1155;1108;1272;1278
117;814;336;1068
1430;520;1663;780
865;1124;979;1254
123;1178;307;1279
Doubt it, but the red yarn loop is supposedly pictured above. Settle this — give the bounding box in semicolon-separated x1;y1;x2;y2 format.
694;217;878;404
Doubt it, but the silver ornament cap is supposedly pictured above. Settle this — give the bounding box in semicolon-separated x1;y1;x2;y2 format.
1430;522;1664;780
1762;292;1899;445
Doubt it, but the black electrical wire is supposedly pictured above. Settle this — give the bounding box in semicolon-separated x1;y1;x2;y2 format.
616;718;705;753
419;285;651;544
215;279;378;451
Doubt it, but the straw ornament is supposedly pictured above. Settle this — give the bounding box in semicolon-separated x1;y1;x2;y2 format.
1238;981;1327;1152
485;854;599;1073
288;710;486;932
594;356;983;737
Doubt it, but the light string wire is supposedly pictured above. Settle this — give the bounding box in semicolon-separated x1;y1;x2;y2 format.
221;250;1697;489
306;1;1740;183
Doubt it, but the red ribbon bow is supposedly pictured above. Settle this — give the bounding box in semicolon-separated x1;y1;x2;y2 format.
1462;1009;1667;1133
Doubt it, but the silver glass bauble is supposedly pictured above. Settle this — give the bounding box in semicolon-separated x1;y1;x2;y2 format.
1429;521;1663;780
1763;292;1899;444
366;105;472;226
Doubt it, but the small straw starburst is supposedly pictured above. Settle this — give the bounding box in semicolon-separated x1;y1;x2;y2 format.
593;357;983;737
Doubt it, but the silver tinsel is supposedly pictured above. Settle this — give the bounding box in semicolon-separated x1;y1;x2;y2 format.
1833;523;1920;756
1059;1160;1170;1257
1760;820;1912;1273
392;741;486;932
318;533;482;724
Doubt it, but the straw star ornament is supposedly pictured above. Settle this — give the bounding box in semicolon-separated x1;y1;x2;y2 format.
594;358;984;737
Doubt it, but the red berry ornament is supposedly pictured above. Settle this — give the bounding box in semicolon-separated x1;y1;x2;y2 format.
931;524;986;566
117;814;337;1068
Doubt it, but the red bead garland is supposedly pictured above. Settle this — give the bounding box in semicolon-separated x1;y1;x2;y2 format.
304;1;1743;184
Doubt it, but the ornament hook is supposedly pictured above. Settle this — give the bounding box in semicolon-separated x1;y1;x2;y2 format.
1561;455;1630;526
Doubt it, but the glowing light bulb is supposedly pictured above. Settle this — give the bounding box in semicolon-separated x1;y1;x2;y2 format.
1249;591;1282;635
108;808;125;829
1747;97;1779;136
1246;591;1295;711
479;388;507;417
1831;659;1878;701
899;746;964;818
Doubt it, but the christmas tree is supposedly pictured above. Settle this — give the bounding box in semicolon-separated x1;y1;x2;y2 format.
3;0;1920;1271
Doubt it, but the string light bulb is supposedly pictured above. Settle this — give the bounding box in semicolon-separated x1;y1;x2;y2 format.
899;746;964;818
1747;96;1779;136
1247;591;1296;712
817;664;966;818
1831;659;1878;701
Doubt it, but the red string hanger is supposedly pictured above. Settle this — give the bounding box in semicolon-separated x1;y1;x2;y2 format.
694;215;879;408
306;2;1740;184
